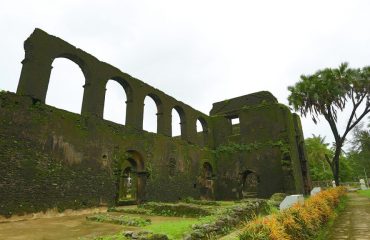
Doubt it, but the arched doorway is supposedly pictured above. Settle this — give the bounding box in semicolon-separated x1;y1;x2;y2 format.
199;162;214;200
118;159;137;201
240;170;259;198
117;150;146;204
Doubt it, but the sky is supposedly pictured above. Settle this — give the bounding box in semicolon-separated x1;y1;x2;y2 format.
0;0;369;144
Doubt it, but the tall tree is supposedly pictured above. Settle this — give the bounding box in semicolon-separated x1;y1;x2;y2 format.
288;63;370;185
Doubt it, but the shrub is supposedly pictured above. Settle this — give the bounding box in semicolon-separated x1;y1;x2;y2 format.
239;187;347;240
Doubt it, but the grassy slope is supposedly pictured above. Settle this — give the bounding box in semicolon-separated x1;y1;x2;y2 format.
358;189;370;198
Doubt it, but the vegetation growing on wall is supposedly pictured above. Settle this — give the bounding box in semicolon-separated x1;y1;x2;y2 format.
213;140;289;156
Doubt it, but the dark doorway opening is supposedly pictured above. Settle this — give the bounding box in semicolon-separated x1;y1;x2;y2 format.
199;162;214;200
240;170;259;198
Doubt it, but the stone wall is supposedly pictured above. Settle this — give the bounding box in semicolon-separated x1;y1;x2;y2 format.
0;29;311;218
0;92;214;217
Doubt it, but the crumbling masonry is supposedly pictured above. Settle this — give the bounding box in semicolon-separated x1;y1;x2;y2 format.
0;29;311;217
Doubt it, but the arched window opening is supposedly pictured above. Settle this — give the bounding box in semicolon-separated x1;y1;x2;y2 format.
171;107;182;138
143;95;160;133
196;117;208;147
196;120;202;132
103;80;127;125
45;58;85;114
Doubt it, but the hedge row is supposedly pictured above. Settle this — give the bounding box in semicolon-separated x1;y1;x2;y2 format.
240;187;347;240
139;202;212;217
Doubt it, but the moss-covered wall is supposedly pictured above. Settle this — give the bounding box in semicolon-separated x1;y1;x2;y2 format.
0;90;310;217
210;99;308;199
0;30;311;218
0;92;214;217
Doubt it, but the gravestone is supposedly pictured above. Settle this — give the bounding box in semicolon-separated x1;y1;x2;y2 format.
332;180;336;188
360;179;367;190
310;187;321;196
279;194;304;210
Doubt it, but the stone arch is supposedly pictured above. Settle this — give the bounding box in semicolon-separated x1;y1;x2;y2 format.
45;57;86;113
143;93;163;133
56;53;89;79
171;105;186;139
103;76;133;125
196;116;208;147
199;162;214;200
17;29;92;103
105;76;133;102
240;169;259;198
117;150;147;204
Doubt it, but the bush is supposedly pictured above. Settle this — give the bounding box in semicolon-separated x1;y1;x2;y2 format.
239;187;347;240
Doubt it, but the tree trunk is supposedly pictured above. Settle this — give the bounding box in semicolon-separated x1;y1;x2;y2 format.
332;143;342;186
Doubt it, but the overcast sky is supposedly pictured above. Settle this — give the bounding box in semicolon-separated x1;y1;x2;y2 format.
1;0;369;144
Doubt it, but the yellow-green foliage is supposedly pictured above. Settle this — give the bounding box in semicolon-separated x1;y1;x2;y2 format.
239;187;347;240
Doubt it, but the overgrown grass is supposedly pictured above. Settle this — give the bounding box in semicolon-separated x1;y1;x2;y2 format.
139;202;212;217
86;214;151;227
91;233;128;240
315;195;348;240
143;218;198;239
358;189;370;198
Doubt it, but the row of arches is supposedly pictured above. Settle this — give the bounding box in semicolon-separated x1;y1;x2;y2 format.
45;58;208;144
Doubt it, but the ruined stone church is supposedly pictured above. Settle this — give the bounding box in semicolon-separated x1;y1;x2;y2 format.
0;29;311;217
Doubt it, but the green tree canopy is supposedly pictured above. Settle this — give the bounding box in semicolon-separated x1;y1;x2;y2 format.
288;63;370;185
347;120;370;180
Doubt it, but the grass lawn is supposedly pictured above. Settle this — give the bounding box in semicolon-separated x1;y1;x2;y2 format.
143;218;198;239
358;189;370;198
143;215;217;239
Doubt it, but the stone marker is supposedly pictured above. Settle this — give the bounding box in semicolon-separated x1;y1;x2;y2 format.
332;180;336;187
310;187;321;196
279;194;304;210
360;179;367;190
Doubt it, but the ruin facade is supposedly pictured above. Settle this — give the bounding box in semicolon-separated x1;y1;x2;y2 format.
0;29;311;217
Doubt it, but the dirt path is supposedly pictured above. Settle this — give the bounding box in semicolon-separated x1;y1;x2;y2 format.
0;210;190;240
328;192;370;240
